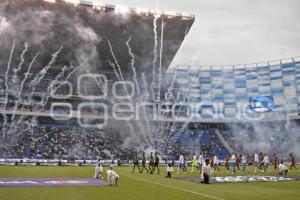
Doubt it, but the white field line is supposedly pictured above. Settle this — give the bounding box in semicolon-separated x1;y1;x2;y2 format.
120;174;225;200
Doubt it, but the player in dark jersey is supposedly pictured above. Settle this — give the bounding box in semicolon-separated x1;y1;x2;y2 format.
224;155;230;172
236;153;241;172
182;153;187;173
289;153;297;170
140;152;149;173
153;152;160;174
148;152;154;174
259;152;264;170
131;152;140;173
272;153;278;171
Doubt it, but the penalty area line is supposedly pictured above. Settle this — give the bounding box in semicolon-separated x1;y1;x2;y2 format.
121;174;225;200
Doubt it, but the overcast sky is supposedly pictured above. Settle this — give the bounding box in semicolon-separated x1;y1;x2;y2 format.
103;0;300;68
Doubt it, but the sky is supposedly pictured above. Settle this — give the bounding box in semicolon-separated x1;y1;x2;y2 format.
102;0;300;68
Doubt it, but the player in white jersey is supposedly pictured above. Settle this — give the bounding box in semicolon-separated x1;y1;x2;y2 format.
166;163;174;178
94;163;103;179
198;153;204;174
241;155;248;173
263;154;270;172
254;152;259;173
177;153;185;174
230;153;236;173
213;155;220;172
107;165;119;186
278;161;288;175
201;159;211;184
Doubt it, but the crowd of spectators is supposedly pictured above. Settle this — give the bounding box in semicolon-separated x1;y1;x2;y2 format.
0;122;229;161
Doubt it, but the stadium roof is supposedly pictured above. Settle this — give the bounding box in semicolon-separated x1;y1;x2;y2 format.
45;0;195;18
0;0;194;75
171;56;300;72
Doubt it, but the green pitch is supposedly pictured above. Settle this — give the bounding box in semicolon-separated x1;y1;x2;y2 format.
0;165;299;200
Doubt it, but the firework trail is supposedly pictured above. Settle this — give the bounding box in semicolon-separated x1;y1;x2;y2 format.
108;40;125;82
126;35;141;96
158;19;164;102
16;47;62;127
152;15;159;94
108;60;121;81
39;65;70;111
10;51;39;123
2;40;16;131
12;43;28;86
29;46;63;95
170;67;178;93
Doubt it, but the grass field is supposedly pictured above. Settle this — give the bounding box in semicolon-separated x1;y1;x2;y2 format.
0;165;299;200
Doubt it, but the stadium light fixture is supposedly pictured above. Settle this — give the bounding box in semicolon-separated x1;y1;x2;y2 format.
115;5;129;14
44;0;56;3
181;13;193;20
135;8;150;15
92;1;106;10
135;8;142;15
64;0;80;6
93;5;105;11
163;10;177;18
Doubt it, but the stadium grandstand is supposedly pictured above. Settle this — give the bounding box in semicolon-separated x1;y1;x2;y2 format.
0;1;299;200
169;56;300;121
0;0;299;165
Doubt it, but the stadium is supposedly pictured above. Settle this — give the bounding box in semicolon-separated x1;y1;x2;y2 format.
0;0;299;200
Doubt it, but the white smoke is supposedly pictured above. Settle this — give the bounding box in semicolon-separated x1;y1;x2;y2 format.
226;119;300;159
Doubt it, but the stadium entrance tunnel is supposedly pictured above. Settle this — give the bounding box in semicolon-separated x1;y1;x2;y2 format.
0;178;107;187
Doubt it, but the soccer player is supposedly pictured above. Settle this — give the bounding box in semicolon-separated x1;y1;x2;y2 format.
182;154;187;173
177;152;185;174
236;154;241;172
263;154;270;172
279;161;288;175
94;163;103;179
224;155;230;172
201;159;211;184
198;153;204;174
166;163;174;178
107;165;119;186
259;152;264;170
272;153;278;171
209;156;214;173
132;152;140;173
289;153;297;170
153;152;160;174
190;153;197;173
148;152;154;174
140;152;149;173
241;154;248;173
254;152;259;173
230;153;236;173
213;155;220;172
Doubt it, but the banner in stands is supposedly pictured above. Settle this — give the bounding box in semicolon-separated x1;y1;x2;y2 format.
0;159;116;165
249;96;275;112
